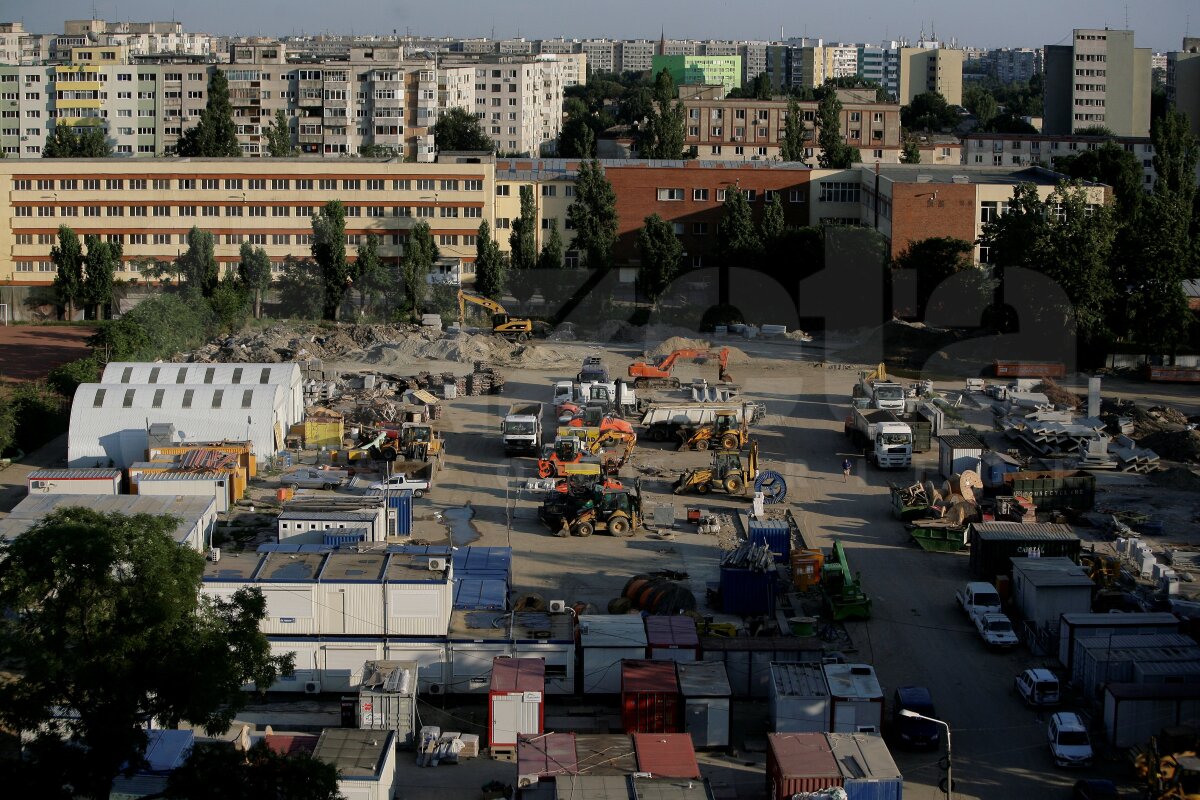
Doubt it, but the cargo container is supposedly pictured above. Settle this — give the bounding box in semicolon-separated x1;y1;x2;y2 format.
895;412;933;453
386;490;413;537
1073;634;1200;700
632;732;700;778
645;616;700;662
621;660;682;734
356;660;418;748
322;529;367;547
517;732;577;790
448;610;514;695
769;662;830;733
719;566;778;616
823;664;884;734
968;522;1080;579
766;733;844;800
580;615;649;694
26;468;122;496
1057;612;1180;673
700;636;825;698
937;435;985;479
827;732;904;800
510;611;576;696
748;519;793;564
677;661;732;748
1002;470;1096;513
994;360;1066;378
1103;683;1200;748
1142;365;1200;383
488;657;545;750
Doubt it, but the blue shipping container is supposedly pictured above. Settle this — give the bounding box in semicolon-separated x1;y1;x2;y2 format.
388;490;413;536
748;520;792;564
844;779;904;800
719;567;777;616
322;531;366;547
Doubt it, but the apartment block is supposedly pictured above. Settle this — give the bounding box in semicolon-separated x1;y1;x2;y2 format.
652;55;742;95
898;46;963;106
961;132;1157;188
858;44;901;99
0;158;495;286
1168;38;1200;137
62;18;213;58
989;48;1042;83
0;22;54;65
1044;29;1150;137
449;55;567;157
680;93;902;164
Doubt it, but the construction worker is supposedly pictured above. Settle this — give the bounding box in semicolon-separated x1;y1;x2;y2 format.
842;457;853;482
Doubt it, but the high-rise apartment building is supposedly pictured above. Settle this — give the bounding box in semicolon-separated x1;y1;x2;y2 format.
989;48;1042;83
1167;38;1200;137
651;55;742;94
453;55;567;156
898;44;963;105
858;43;901;99
1043;28;1150;137
0;22;54;65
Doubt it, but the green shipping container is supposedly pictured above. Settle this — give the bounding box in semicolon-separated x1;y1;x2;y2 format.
1004;470;1095;512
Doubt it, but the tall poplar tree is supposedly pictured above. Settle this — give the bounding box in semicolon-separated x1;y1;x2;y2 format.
311;200;349;320
51;225;85;320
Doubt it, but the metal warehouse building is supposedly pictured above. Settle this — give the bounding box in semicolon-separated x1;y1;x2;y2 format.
68;383;287;468
101;362;304;429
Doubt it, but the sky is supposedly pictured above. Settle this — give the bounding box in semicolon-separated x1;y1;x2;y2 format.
2;0;1195;52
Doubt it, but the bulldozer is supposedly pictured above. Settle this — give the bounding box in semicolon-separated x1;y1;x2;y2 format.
539;479;644;538
676;409;750;452
672;440;761;497
457;289;534;341
1133;726;1200;799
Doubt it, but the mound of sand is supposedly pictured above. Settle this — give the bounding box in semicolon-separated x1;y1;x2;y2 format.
650;337;711;357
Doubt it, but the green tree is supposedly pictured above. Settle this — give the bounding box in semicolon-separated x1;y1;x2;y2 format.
178;227;220;298
1056;141;1144;216
311;200;349;321
81;234;120;321
351;233;388;317
901;91;959;133
962;85;998;126
1151;109;1199;201
567;159;619;270
264;109;296;157
894;236;975;319
209;272;251;332
276;256;324;319
43;125;113;158
538;224;564;270
433;107;494;153
176;69;241;157
51;225;85;320
1074;125;1116;137
237;242;273;319
900;134;921;164
357;143;402;158
750;72;773;100
0;508;290;799
46;356;101;397
164;740;341;800
473;220;507;300
401;220;438;317
559;98;597;158
780;99;807;163
817;88;857;168
760;192;787;245
509;184;539;272
978;113;1039;134
637;68;686;159
637;213;684;304
717;188;761;267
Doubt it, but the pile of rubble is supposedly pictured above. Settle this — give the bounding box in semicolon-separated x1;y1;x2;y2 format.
1031;379;1084;410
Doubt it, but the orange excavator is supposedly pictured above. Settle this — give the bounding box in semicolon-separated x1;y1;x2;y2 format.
628;347;731;389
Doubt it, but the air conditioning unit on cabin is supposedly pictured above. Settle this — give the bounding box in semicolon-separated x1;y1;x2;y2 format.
303;681;322;694
427;557;446;571
549;600;567;613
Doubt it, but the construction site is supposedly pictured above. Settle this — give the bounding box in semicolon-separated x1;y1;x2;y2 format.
6;313;1200;800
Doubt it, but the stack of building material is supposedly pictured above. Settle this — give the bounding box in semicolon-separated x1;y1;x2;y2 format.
1077;435;1118;469
1167;550;1200;572
1000;415;1107;456
421;314;443;331
466;363;505;396
1109;435;1163;473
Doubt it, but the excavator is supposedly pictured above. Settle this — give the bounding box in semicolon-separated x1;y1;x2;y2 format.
1133;726;1200;799
822;539;872;621
628;347;731;389
538;479;644;538
676;408;750;452
553;462;624;496
553;425;637;474
457;289;534;341
357;423;444;463
536;436;587;478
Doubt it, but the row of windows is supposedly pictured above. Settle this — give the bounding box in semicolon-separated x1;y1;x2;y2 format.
13;204;485;219
11;177;486;192
656;187;807;204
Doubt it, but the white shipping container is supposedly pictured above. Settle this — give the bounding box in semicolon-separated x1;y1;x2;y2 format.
386;583;453;637
579;615;648;694
450;641;511;694
769;663;830;733
384;640;450;693
266;638;320;692
321;641;386;692
318;583;386;636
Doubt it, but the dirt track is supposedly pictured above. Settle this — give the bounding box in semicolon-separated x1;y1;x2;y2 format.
0;324;94;384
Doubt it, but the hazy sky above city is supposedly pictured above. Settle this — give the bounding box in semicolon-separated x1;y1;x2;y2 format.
4;0;1195;52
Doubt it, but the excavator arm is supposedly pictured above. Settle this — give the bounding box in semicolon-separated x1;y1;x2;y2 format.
457;289;507;323
717;347;731;383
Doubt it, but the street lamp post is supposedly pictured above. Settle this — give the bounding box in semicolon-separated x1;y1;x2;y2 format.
899;709;952;799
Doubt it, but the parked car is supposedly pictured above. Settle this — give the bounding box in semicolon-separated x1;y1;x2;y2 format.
1072;778;1119;799
1015;668;1060;707
957;582;1003;618
367;473;430;497
280;468;348;491
1048;712;1093;768
974;611;1019;648
892;686;940;749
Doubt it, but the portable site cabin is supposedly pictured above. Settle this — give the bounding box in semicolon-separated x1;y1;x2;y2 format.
488;657;545;751
822;664;884;734
136;471;231;513
938;435;985;479
1057;612;1180;673
769;662;831;733
1010;557;1094;632
677;661;732;748
580;615;649;694
69;383;286;468
101;362;304;430
3;493;216;551
314;728;397;800
277;509;388;544
356;660;418;748
25;468;121;496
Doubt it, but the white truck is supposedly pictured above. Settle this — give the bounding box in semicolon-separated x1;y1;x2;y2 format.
639;400;764;443
367;472;431;497
502;402;543;456
280;468;349;490
974;612;1019;648
846;407;912;468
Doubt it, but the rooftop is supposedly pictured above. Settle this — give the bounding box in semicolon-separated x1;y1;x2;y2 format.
3;493;214;545
823;663;883;699
971;522;1078;541
771;662;829;697
870;164;1089;187
27;468;122;481
313;728;393;778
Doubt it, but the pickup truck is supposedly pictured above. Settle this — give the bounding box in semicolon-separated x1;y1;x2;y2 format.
280;468;349;490
957;582;1003;618
367;473;431;497
974;611;1018;648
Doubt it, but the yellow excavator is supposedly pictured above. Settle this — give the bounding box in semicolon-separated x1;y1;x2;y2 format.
1134;727;1200;800
457;289;533;341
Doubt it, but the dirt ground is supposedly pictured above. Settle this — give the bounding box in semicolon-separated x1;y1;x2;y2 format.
0;324;94;384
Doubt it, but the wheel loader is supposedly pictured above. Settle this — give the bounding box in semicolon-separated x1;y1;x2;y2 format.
676;410;749;452
672;440;760;496
538;479;643;538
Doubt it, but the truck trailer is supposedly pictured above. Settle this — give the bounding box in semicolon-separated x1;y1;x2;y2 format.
640;400;764;443
845;407;913;469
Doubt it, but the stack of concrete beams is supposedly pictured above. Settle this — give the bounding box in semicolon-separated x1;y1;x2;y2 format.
1109;435;1162;473
1000;414;1107;455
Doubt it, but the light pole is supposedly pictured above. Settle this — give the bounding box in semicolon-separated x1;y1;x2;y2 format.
899;709;952;799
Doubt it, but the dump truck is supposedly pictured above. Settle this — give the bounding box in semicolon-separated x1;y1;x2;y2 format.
852;363;906;411
640;400;764;443
502;402;543;456
845;407;913;468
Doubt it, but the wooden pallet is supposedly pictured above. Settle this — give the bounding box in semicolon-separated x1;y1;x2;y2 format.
490;745;516;762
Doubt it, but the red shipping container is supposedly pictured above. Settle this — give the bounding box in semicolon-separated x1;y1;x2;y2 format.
766;733;843;800
621;660;681;734
488;657;545;748
993;359;1066;378
645;616;700;662
632;732;700;778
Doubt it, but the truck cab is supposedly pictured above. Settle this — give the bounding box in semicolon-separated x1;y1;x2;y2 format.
873;422;913;468
957;582;1002;618
871;381;906;411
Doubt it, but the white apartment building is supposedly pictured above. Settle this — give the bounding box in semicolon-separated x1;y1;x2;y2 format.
961;132;1157;188
1044;29;1150;137
580;40;617;74
460;55;566;156
990;48;1042;83
620;40;658;73
0;22;54;65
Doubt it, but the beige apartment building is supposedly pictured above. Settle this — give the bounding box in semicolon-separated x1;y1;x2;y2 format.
680;93;902;163
443;54;570;157
1044;29;1150;137
0;158;496;287
898;46;963;106
961;132;1159;187
1167;38;1200;137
